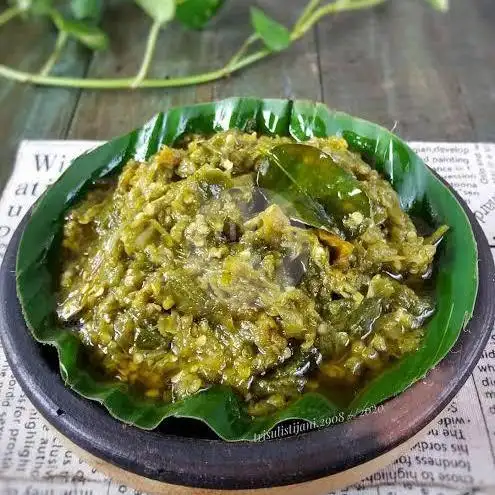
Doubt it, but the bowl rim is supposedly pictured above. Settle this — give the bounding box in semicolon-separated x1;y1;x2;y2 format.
1;174;494;490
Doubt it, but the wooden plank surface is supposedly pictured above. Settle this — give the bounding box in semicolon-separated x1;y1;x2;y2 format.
1;0;495;193
316;1;479;141
443;0;495;142
212;1;322;101
0;18;90;192
68;1;217;139
68;0;322;139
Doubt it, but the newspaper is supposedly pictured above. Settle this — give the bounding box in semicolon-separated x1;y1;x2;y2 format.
0;140;494;495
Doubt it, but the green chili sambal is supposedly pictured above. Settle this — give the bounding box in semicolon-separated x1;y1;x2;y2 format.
56;130;446;416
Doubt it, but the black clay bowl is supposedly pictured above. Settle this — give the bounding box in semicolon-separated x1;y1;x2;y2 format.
1;182;494;494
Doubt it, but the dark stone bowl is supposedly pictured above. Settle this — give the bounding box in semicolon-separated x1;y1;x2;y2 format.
1;186;494;492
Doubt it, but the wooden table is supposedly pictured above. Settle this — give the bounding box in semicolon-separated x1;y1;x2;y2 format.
1;0;494;193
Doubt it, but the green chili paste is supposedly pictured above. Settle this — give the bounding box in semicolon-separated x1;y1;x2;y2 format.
57;131;442;416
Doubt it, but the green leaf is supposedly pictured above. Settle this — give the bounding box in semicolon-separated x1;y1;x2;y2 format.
424;0;449;11
135;0;175;24
250;7;290;52
256;143;371;238
175;0;225;29
16;98;478;441
52;13;108;50
70;0;102;20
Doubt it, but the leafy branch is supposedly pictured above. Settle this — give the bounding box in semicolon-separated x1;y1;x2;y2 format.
0;0;449;90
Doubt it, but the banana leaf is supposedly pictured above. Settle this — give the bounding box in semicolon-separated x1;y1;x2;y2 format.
16;98;478;441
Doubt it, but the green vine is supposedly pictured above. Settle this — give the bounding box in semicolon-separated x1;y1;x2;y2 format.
0;0;449;90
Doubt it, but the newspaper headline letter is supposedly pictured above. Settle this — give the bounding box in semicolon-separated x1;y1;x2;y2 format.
0;140;494;495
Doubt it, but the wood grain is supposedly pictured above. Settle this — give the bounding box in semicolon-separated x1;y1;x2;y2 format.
67;0;322;139
213;0;322;101
316;5;391;127
0;17;90;193
441;0;495;141
317;0;478;141
67;1;218;139
1;0;495;193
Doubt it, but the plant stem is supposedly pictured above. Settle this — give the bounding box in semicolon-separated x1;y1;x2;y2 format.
39;31;69;76
0;5;22;27
0;48;270;89
227;48;270;73
0;0;390;90
293;0;321;32
293;0;388;39
132;20;162;88
227;33;259;69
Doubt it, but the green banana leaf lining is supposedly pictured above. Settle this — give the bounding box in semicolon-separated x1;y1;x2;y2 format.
16;98;478;441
